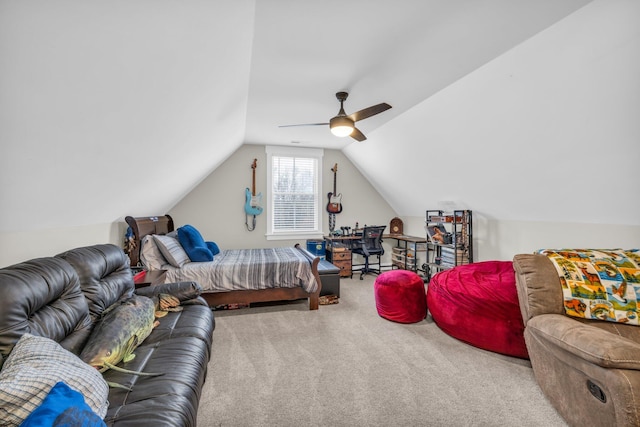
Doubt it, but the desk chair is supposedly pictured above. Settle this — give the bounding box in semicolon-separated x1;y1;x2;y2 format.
352;225;386;280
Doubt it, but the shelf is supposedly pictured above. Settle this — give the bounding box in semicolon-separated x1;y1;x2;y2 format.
425;242;468;250
425;209;473;282
386;234;426;274
427;215;463;223
392;255;417;264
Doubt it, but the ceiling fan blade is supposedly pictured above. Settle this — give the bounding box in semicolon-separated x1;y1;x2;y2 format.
350;127;366;142
348;103;392;122
279;122;329;128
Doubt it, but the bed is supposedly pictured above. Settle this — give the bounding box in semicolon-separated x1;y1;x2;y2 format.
125;215;323;310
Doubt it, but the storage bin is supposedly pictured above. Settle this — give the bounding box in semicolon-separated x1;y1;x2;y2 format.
306;240;326;260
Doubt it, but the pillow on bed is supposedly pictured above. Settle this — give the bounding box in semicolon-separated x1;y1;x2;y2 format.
207;241;220;256
178;225;214;262
154;235;191;268
140;234;167;270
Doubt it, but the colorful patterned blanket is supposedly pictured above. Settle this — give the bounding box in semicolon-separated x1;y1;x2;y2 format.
539;249;640;324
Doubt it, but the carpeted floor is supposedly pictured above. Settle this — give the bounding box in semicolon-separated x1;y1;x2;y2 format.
197;274;567;427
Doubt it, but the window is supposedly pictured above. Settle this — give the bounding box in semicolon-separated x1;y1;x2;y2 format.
266;146;323;240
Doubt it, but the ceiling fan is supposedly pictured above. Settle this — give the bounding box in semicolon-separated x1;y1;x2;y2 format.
279;92;392;142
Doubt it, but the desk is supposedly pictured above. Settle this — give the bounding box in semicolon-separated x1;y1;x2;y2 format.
325;234;427;276
384;234;427;273
324;235;361;246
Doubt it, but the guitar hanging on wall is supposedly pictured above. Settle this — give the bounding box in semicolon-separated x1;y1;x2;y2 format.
326;163;343;214
245;159;263;216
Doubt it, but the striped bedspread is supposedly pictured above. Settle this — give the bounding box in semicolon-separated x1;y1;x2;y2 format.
163;247;318;293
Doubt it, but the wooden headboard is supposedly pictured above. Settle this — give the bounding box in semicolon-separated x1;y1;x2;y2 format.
125;215;174;266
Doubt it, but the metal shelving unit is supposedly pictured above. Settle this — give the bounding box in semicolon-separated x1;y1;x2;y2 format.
425;209;473;282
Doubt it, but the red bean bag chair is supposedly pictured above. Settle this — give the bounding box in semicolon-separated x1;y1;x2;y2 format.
427;261;528;359
374;270;427;323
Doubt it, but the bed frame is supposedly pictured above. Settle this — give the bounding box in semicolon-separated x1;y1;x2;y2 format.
125;215;322;310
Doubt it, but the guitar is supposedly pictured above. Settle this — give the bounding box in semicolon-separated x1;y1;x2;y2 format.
245;159;263;216
326;163;343;214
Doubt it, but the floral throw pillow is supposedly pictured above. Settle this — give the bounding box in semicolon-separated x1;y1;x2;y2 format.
539;249;640;324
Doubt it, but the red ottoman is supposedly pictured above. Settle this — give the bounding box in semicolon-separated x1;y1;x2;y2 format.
427;261;528;359
374;270;427;323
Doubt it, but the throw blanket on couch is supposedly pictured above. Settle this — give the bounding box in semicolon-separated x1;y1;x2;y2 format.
539;248;640;324
163;247;318;293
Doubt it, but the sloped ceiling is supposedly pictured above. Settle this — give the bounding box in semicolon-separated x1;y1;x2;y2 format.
7;0;635;235
0;0;256;231
345;0;639;225
244;0;593;149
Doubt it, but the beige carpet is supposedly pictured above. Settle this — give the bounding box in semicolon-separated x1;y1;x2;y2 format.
197;275;567;427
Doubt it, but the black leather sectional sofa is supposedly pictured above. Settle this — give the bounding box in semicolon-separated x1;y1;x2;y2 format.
0;244;215;426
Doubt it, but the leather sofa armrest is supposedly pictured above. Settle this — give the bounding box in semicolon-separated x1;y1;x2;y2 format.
135;281;204;303
528;314;640;370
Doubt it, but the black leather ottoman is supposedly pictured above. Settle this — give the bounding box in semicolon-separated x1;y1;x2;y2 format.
318;259;340;297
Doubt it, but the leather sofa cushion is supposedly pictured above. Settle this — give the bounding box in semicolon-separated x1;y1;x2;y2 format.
135;280;214;349
57;244;135;322
0;257;92;361
144;304;215;351
103;334;211;425
135;280;202;302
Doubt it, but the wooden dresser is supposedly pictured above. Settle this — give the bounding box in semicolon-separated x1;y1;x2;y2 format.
326;246;352;278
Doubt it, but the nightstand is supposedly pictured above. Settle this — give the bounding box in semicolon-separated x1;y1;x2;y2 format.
134;270;167;289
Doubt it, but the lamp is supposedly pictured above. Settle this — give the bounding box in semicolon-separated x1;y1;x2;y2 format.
330;116;354;137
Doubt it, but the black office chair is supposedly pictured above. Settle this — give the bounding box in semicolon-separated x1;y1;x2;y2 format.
352;225;386;280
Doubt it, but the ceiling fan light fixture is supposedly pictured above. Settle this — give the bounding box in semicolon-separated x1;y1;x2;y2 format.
330;116;354;137
279;91;391;142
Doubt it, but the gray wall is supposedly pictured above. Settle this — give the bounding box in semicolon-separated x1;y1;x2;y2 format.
168;144;398;253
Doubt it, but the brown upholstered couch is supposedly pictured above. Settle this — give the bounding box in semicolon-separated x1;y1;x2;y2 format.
513;254;640;427
0;244;215;426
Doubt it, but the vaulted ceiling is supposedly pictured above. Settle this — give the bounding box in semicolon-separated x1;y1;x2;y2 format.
244;0;592;149
2;0;638;234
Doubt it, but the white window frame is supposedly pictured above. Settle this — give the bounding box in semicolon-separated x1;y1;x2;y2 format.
265;145;324;241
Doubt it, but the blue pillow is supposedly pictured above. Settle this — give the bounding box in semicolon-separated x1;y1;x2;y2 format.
21;382;106;427
206;241;220;256
177;225;214;262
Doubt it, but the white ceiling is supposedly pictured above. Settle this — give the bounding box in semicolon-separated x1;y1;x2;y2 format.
8;0;639;234
244;0;593;149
